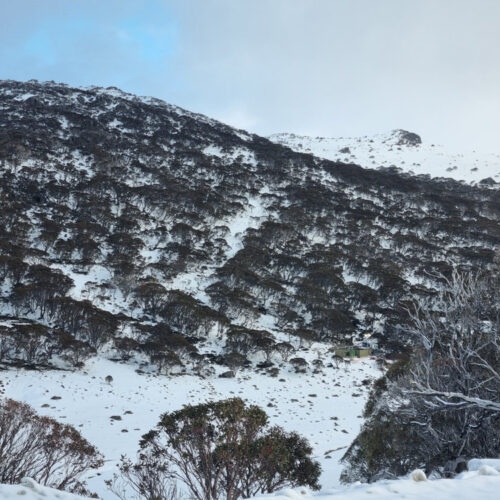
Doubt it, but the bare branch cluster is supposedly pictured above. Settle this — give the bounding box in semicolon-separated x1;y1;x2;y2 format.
341;267;499;482
0;398;103;493
402;268;499;414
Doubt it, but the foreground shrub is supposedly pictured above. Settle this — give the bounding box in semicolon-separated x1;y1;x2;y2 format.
109;397;320;500
0;398;103;493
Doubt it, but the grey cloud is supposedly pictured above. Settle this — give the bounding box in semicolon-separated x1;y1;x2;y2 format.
167;0;500;150
2;0;500;151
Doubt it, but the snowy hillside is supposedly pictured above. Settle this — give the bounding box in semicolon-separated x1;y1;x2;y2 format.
0;80;499;497
2;352;379;498
269;130;500;184
1;79;498;374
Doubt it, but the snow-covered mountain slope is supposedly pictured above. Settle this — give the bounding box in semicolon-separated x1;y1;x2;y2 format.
0;80;499;497
269;130;500;184
1;79;498;373
255;459;500;500
2;353;379;498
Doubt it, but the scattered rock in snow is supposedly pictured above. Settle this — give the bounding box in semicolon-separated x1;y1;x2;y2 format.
411;469;427;481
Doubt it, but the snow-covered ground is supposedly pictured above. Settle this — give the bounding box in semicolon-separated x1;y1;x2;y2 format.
3;459;499;500
0;478;87;500
255;459;500;500
269;130;500;184
1;354;379;498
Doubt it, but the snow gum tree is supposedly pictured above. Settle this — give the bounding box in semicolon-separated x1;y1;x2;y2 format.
109;398;320;500
341;268;500;482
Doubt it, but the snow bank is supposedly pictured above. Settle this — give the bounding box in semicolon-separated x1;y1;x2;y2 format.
254;459;500;500
468;458;500;473
1;460;498;500
0;478;87;500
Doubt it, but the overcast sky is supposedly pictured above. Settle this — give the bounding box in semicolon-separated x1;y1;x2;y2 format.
2;0;500;151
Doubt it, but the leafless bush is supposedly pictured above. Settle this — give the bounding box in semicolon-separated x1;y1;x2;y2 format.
404;268;499;415
106;455;179;500
0;398;103;492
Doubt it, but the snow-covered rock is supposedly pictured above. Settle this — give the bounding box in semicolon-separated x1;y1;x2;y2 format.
410;469;427;482
468;458;500;473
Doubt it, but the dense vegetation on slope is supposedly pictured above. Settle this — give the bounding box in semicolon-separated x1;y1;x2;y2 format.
0;80;498;373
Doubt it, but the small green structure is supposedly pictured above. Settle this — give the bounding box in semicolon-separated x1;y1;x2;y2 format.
334;346;371;358
356;347;372;357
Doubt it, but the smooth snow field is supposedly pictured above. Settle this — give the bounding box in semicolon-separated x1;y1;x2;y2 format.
2;353;380;498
